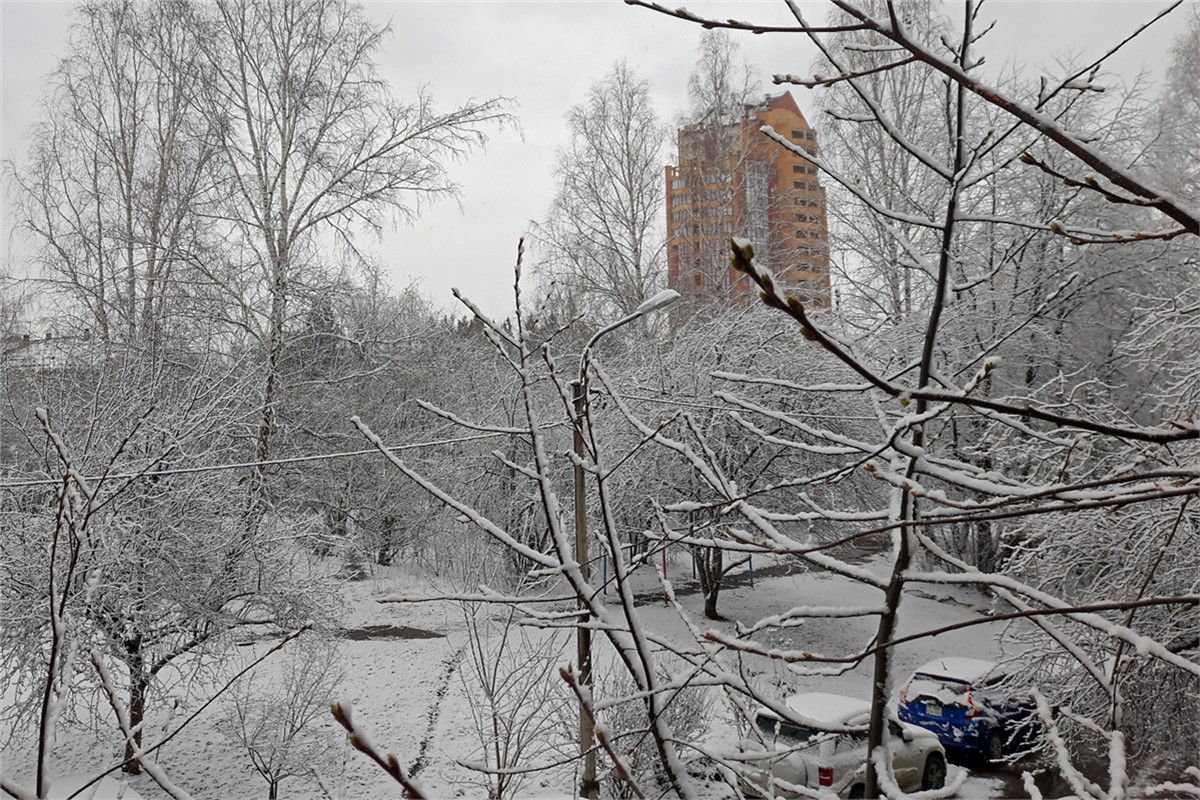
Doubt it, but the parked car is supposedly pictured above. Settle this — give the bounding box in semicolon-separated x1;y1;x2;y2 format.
898;657;1041;761
738;691;947;799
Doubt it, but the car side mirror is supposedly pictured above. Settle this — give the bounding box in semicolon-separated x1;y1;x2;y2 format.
901;728;914;743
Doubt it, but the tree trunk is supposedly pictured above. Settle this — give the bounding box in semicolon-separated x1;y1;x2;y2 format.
703;582;720;621
244;246;289;542
377;515;396;565
123;668;149;775
692;544;723;620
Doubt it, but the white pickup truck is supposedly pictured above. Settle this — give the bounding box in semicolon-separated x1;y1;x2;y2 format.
738;692;947;799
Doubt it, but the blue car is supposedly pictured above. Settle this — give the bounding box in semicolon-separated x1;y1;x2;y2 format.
897;657;1040;762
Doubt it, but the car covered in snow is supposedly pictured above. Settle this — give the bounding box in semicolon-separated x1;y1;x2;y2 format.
898;657;1040;761
738;691;947;798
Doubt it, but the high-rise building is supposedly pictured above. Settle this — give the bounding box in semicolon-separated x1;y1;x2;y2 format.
665;91;829;313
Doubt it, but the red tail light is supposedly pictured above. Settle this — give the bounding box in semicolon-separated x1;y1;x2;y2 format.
818;766;833;787
966;686;983;718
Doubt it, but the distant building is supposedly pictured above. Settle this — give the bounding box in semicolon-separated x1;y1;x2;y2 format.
665;91;829;314
1;329;93;371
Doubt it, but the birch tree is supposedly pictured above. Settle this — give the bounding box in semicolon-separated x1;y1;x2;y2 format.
672;31;765;300
686;29;761;128
536;60;668;324
815;0;950;327
6;0;220;349
1149;2;1200;204
193;0;511;534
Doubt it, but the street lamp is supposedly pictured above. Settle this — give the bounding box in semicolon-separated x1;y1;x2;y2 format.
573;289;679;799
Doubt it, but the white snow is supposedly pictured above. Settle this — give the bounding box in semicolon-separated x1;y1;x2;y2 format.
43;774;146;800
783;692;873;727
904;678;969;706
2;553;1052;799
911;657;998;684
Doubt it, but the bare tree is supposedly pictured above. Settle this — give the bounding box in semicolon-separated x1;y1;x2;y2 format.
685;29;760;128
6;0;221;349
458;603;571;800
592;656;711;799
220;636;345;800
670;30;764;302
815;0;950;326
192;0;512;534
0;347;327;776
1148;2;1200;205
595;306;875;620
347;249;697;797
536;61;668;324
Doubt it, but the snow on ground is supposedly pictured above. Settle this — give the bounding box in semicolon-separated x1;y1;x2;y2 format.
42;773;146;800
2;550;1037;799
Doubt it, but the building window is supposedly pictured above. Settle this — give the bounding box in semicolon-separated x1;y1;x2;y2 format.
792;164;805;174
672;178;687;190
791;129;803;139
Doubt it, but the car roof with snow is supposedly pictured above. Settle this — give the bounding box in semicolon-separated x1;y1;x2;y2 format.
756;691;873;728
912;657;998;684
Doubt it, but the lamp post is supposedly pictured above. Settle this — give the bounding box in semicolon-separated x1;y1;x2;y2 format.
573;290;679;799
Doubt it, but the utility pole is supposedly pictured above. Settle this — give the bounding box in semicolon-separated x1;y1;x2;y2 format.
573;378;599;799
572;289;679;800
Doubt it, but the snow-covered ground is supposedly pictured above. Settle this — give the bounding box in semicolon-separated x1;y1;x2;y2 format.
2;550;1038;799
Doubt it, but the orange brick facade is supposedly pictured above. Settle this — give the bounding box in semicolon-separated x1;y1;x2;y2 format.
665;92;829;313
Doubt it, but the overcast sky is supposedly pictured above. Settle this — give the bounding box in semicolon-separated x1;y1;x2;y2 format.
1;0;1184;322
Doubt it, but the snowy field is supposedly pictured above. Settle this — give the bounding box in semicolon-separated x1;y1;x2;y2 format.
2;548;1046;799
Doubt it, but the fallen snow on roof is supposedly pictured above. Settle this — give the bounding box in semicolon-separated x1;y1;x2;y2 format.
912;656;997;683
